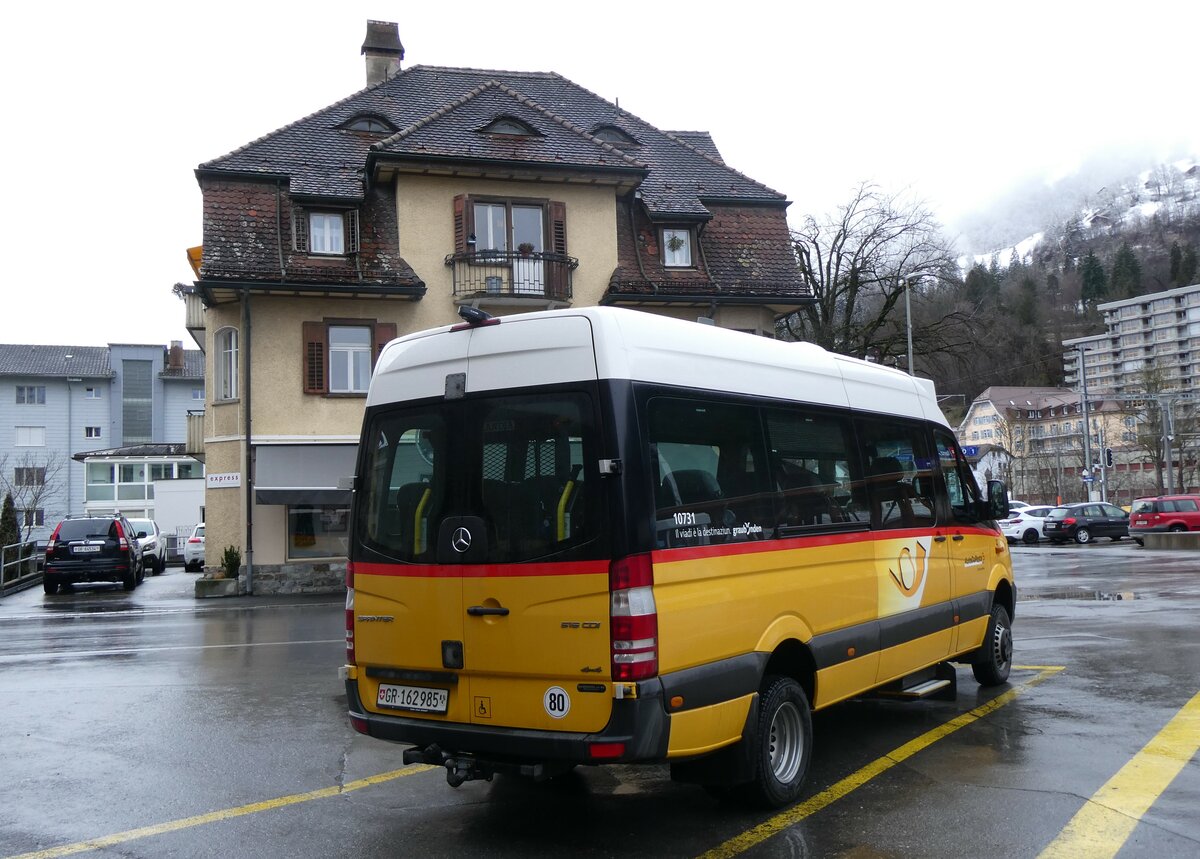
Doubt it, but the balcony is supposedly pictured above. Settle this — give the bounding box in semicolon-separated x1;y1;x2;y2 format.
186;411;205;463
445;250;577;307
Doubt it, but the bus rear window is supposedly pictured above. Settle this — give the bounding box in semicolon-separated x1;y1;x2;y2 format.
355;393;599;564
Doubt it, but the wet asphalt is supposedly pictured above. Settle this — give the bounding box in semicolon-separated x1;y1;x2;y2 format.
0;544;1197;858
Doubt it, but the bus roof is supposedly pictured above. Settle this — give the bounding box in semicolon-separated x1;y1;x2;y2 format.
374;307;948;427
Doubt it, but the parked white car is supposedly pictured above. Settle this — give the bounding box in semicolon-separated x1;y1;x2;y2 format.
128;518;165;575
999;505;1055;544
183;524;205;572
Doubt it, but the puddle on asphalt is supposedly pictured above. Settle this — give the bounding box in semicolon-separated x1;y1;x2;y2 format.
1020;589;1141;602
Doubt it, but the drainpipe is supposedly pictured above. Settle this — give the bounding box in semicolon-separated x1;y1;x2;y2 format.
242;287;254;593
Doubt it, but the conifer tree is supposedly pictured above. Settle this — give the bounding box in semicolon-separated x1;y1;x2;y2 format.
0;493;20;550
1181;245;1198;286
1109;243;1142;299
1080;251;1107;306
1169;241;1182;284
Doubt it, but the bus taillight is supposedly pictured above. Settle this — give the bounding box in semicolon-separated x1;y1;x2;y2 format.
345;562;356;664
610;554;657;681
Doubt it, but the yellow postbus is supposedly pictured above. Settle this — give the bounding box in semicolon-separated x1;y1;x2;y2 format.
344;306;1014;807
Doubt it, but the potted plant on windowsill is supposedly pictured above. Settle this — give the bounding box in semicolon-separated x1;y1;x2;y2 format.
517;242;535;257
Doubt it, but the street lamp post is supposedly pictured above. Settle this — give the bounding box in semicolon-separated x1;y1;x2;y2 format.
905;278;914;377
1076;346;1094;500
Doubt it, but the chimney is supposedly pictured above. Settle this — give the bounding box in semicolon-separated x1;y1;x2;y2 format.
362;20;404;86
169;341;185;371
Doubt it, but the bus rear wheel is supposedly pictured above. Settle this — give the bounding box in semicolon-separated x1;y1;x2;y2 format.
739;675;812;808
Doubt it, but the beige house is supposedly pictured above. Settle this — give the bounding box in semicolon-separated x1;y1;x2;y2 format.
957;387;1153;506
182;22;811;592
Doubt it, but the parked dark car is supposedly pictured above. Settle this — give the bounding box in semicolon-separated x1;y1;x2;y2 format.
1042;502;1130;544
1129;495;1200;545
42;516;145;593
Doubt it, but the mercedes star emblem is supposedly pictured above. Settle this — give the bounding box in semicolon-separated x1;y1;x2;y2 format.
451;527;473;553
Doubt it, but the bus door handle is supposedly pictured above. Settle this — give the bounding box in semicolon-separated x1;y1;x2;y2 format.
934;535;947;543
952;534;965;542
467;605;510;617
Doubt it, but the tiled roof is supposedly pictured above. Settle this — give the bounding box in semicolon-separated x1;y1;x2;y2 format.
376;81;646;173
0;345;112;378
201;65;786;218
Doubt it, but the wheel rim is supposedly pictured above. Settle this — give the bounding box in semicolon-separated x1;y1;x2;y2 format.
992;617;1013;669
768;701;805;784
1076;528;1090;543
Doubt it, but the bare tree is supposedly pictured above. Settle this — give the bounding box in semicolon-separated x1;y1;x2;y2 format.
781;183;974;367
0;452;67;540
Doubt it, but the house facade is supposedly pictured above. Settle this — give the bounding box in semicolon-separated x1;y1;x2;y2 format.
0;342;205;545
184;20;811;593
957;386;1156;507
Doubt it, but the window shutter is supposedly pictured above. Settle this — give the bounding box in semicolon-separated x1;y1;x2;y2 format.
302;321;328;394
549;201;567;255
292;206;309;252
346;209;360;254
373;322;397;364
453;194;468;254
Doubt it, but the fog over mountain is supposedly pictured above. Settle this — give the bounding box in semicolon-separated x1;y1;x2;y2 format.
948;143;1200;258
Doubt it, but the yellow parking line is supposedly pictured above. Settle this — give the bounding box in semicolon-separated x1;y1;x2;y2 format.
6;765;435;859
1039;690;1200;859
699;666;1065;859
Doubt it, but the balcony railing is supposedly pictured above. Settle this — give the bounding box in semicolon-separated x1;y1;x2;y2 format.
445;250;577;303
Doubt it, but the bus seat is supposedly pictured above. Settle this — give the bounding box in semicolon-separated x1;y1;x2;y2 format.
392;481;431;557
665;469;723;506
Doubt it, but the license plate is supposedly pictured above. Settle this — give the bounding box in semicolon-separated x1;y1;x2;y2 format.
376;684;449;714
73;545;101;553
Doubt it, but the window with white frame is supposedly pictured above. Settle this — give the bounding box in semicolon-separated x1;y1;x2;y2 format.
216;327;238;400
328;326;372;394
16;385;46;404
84;386;101;399
192;388;204;400
310;212;345;255
662;228;693;267
22;509;44;528
15;426;45;447
85;426;102;439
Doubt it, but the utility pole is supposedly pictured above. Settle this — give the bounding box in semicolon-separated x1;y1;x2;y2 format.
1077;346;1094;500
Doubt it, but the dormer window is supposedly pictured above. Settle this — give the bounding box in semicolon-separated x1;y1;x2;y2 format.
592;125;637;146
480;116;537;137
342;115;394;134
662;228;694;268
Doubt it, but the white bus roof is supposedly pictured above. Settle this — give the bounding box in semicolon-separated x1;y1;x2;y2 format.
373;307;947;427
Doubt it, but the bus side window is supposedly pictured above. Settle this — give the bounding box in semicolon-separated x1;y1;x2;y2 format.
935;430;981;523
648;398;772;547
852;419;936;530
764;408;854;531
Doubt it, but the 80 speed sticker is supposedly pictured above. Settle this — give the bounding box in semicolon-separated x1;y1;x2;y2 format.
543;686;571;719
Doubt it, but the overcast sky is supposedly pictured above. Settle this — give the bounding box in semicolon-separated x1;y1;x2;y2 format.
2;1;1195;347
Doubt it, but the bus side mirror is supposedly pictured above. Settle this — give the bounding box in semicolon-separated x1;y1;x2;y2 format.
985;480;1009;520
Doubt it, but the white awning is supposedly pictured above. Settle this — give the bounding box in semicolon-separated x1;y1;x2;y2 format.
254;444;357;506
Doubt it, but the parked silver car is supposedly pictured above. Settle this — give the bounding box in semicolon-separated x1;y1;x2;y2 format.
183;524;205;572
127;518;165;575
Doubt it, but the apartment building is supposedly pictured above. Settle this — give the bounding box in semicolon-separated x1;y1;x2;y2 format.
0;342;205;544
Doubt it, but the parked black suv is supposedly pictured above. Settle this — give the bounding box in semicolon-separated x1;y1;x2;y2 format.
1042;502;1129;544
43;516;146;594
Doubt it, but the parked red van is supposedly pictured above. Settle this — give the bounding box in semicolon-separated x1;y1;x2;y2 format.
1129;495;1200;544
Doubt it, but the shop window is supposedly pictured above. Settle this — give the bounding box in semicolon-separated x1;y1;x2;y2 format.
287;505;351;560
